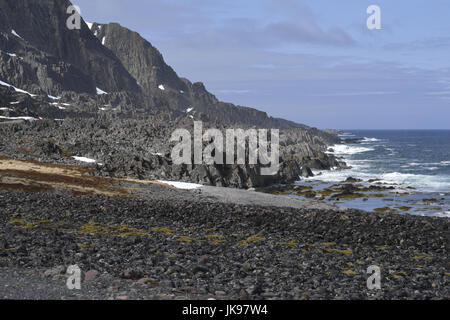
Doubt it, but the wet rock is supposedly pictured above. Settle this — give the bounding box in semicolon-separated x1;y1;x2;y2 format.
301;166;314;178
345;177;362;183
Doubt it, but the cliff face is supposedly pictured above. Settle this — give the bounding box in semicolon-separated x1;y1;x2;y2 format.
0;0;316;129
0;0;140;95
89;22;307;128
0;0;344;187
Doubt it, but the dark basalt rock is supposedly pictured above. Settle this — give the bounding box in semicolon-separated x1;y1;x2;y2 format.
0;0;348;188
300;166;314;178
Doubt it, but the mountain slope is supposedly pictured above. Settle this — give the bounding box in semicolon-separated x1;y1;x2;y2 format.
0;0;140;95
89;22;306;128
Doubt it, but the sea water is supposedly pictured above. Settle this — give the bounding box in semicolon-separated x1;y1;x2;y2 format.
296;130;450;217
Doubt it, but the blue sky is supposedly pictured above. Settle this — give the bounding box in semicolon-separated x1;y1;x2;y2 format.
75;0;450;129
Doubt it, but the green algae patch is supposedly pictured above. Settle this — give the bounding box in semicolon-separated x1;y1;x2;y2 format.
374;207;399;214
8;219;51;229
316;189;335;196
327;248;353;255
389;271;408;278
76;242;95;249
330;192;366;200
280;240;298;247
8;219;26;225
343;269;357;275
396;206;412;211
209;239;227;245
177;236;194;243
413;253;432;261
112;225;149;237
205;234;224;240
240;234;266;245
152;227;174;235
78;221;108;234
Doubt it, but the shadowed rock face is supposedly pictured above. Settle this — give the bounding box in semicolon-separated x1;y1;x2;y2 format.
0;0;313;129
0;0;140;94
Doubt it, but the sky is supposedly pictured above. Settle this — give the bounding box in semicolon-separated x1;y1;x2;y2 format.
74;0;450;129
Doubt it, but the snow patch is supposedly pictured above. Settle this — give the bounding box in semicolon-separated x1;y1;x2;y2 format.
186;107;194;113
10;101;19;105
0;116;38;121
158;180;203;190
0;80;37;97
158;85;165;91
72;156;97;163
48;95;61;100
102;36;106;45
11;30;22;38
0;107;13;111
86;22;93;30
96;87;107;95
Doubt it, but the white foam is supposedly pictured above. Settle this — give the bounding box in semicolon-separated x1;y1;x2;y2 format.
327;144;374;155
361;137;380;142
158;180;202;190
415;211;450;218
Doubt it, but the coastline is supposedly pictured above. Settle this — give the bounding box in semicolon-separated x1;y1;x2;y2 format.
293;130;450;218
0;168;449;299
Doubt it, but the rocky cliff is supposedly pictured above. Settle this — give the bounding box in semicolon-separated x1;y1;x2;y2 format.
0;0;346;188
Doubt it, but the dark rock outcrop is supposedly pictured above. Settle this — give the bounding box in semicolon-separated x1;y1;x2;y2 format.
0;0;347;188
